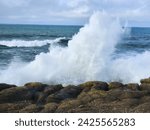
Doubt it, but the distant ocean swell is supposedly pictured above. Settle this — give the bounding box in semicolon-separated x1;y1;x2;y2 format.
0;12;150;85
0;37;69;47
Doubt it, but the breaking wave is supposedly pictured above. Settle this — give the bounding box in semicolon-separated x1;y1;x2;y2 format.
0;12;150;85
0;37;65;47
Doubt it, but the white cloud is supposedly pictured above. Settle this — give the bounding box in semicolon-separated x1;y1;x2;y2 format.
0;0;30;7
0;0;150;26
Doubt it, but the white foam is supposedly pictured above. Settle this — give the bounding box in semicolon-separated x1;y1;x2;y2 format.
0;37;64;47
111;51;150;83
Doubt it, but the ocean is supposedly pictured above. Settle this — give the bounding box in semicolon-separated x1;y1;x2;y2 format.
0;24;81;69
0;13;150;85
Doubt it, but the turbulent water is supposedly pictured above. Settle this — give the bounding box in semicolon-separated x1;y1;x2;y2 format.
0;12;150;85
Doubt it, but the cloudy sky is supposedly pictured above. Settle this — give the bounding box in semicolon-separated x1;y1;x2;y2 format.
0;0;150;26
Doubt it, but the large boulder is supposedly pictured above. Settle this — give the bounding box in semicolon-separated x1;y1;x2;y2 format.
140;78;150;84
46;85;82;103
0;87;33;103
77;90;107;104
79;81;109;92
54;85;82;99
37;85;63;104
24;82;48;91
126;83;141;91
109;82;124;89
44;84;63;95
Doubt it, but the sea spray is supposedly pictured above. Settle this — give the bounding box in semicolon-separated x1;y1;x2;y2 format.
111;51;150;83
0;12;139;85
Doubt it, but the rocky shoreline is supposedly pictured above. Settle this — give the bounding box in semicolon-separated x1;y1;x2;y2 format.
0;78;150;113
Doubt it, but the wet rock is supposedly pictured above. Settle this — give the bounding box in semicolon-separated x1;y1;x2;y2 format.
0;87;33;103
41;103;58;113
37;85;63;104
0;83;17;91
140;78;150;84
79;81;108;92
46;85;82;103
24;82;48;91
126;83;141;91
109;82;124;89
46;85;81;103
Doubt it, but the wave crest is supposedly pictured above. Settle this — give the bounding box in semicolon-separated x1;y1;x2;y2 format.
0;37;66;47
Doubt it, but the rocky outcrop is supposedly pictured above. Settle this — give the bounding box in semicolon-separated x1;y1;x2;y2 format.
0;79;150;113
0;83;17;91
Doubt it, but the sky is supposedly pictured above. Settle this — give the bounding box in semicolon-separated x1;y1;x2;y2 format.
0;0;150;26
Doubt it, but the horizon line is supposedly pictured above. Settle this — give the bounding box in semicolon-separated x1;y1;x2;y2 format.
0;23;150;28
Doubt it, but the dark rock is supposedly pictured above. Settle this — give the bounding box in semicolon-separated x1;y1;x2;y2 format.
79;81;108;92
126;83;141;91
46;95;61;103
109;82;124;89
0;83;17;91
140;78;150;84
0;87;33;103
55;85;82;99
24;82;48;91
46;85;82;103
44;84;63;95
37;85;63;104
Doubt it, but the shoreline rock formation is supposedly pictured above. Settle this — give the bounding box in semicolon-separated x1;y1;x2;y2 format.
0;78;150;113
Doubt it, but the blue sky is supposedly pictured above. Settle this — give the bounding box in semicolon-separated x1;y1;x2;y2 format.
0;0;150;26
